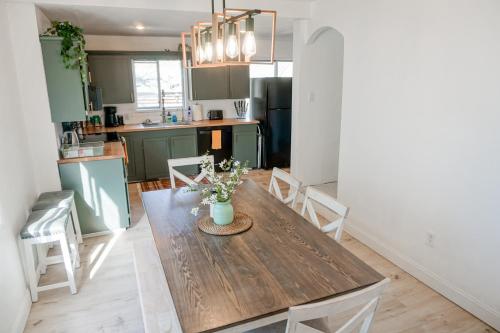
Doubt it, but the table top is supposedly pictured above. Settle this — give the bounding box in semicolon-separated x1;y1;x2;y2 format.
142;179;384;333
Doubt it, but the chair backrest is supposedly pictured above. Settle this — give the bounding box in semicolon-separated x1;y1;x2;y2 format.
300;187;349;241
268;168;302;209
168;155;214;189
286;278;390;333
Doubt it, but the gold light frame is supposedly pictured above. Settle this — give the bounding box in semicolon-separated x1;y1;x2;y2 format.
181;7;276;68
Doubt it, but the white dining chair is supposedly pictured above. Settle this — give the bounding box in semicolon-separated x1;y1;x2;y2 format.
268;168;302;209
300;187;349;241
285;278;390;333
168;155;214;189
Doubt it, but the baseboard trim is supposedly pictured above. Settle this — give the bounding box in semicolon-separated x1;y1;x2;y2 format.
82;228;126;239
12;288;31;333
345;222;500;330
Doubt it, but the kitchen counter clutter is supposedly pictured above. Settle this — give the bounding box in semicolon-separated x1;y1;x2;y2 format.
83;118;259;134
57;141;125;164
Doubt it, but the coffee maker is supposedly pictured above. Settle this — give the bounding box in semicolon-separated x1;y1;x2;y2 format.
104;106;119;127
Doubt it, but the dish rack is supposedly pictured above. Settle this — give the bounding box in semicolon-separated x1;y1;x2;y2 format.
60;142;105;159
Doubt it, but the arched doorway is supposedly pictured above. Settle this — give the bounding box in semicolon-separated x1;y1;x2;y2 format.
293;26;344;194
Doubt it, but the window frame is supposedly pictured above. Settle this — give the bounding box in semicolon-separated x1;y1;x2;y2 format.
132;57;186;112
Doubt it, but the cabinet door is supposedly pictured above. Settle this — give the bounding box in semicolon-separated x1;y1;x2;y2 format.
143;137;169;179
233;126;257;168
121;133;145;182
191;67;228;100
228;65;250;99
88;54;134;104
170;134;198;176
59;159;130;235
40;37;86;122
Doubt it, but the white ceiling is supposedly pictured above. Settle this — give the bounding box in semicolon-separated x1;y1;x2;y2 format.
38;4;295;39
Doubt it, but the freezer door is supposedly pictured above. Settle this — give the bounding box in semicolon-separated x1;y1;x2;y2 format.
266;78;292;110
263;108;292;169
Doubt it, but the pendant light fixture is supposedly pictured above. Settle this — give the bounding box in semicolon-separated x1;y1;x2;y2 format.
181;0;276;68
242;16;256;58
225;22;239;59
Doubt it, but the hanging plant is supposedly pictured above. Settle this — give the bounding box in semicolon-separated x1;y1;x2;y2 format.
42;21;87;83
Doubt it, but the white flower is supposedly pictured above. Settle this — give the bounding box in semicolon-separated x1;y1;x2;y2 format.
234;160;240;166
191;207;199;216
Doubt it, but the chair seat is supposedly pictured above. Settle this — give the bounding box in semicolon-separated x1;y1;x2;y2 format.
32;190;74;210
21;208;69;239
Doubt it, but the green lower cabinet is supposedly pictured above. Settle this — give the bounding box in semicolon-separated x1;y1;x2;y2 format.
58;158;130;235
144;137;169;179
121;132;145;182
122;128;198;182
170;134;198;176
233;125;258;168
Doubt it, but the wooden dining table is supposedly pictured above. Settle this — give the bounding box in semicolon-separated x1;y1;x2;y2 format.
142;179;384;333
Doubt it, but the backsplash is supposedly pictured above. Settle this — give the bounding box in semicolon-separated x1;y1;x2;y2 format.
87;99;248;125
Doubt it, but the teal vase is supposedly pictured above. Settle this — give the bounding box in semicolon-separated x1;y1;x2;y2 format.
212;200;234;225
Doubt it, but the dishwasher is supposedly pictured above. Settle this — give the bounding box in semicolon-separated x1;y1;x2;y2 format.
197;126;233;171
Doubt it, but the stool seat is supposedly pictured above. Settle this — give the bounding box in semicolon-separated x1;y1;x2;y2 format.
32;190;74;210
21;208;69;239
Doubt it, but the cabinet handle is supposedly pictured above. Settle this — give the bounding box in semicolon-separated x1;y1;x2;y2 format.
88;71;92;83
130;92;134;102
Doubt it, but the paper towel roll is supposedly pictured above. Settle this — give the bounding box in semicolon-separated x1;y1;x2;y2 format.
193;104;203;121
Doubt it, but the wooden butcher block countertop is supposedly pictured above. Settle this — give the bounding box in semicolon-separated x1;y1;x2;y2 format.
57;142;125;164
84;119;259;134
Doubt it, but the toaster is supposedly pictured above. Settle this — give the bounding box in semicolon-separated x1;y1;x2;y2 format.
207;109;223;120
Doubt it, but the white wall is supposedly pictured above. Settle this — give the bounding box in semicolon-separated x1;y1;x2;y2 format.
0;2;38;332
293;28;343;185
294;0;500;329
7;2;61;193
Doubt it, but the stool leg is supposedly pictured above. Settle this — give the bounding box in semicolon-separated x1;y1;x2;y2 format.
67;221;80;269
59;235;77;295
71;200;83;244
36;244;47;275
23;241;38;302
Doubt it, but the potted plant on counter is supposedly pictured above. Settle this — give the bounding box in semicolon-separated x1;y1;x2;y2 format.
190;157;249;225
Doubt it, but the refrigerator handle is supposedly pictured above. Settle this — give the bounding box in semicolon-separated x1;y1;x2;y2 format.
257;125;262;169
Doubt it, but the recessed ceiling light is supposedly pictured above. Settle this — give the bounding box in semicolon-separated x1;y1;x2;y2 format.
136;24;145;30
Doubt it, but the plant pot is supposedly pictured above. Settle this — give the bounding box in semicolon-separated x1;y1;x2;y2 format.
212;200;234;225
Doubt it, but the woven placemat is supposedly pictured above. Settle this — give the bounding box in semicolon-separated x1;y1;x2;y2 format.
197;212;253;236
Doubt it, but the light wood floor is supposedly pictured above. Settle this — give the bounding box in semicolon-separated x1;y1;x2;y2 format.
24;170;496;333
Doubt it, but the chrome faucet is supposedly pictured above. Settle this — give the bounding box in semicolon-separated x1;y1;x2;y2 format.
160;89;167;124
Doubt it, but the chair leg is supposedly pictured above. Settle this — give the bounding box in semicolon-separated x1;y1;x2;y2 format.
23;241;38;302
59;235;77;295
71;200;83;244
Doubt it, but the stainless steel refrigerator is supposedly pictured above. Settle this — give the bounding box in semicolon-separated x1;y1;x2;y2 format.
250;77;292;169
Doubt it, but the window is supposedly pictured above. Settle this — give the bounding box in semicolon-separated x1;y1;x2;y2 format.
249;64;275;78
249;61;293;78
133;59;184;110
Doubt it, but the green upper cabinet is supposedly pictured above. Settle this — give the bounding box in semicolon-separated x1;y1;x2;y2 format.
233;124;257;168
191;66;229;100
228;65;250;99
40;37;87;122
191;65;249;100
87;54;134;104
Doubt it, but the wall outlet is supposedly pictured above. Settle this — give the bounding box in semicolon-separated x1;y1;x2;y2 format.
425;231;435;248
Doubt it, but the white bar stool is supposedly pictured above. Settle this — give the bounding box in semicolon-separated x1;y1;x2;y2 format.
32;190;82;244
20;207;80;302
